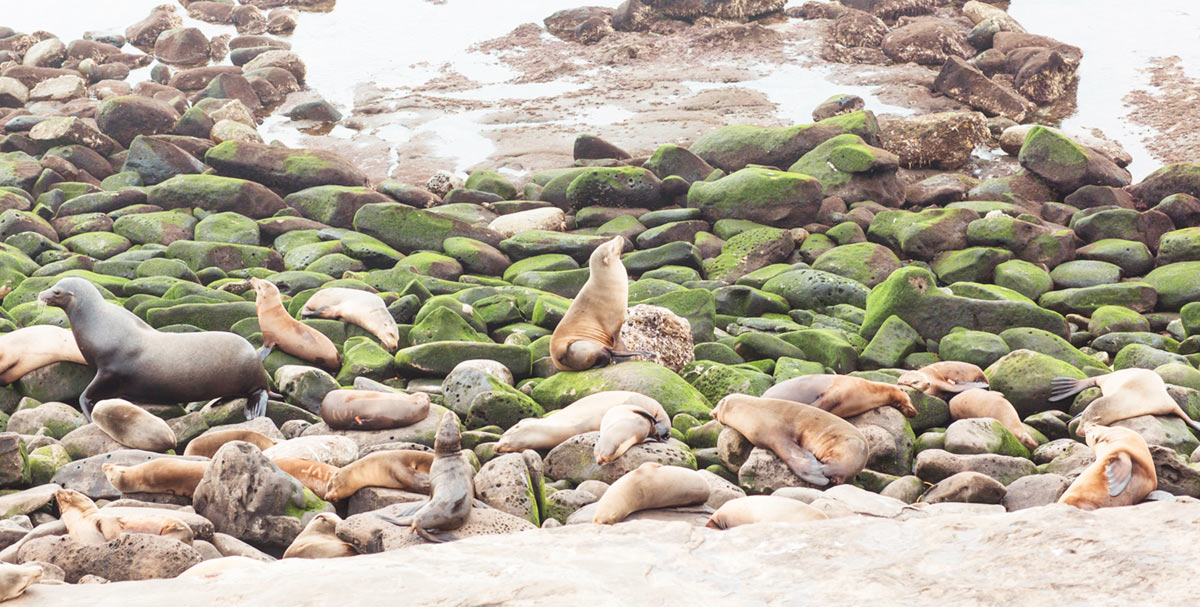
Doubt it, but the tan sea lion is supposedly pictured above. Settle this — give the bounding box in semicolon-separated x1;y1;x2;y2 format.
592;462;711;524
712;394;869;487
178;556;267;578
55;488;194;545
1049;368;1200;433
705;495;828;529
250;277;340;370
320;389;430;431
102;460;209;498
762;374;917;418
496;390;670;453
282;513;356;559
897;361;989;399
0;325;87;385
594;405;663;465
323;450;434;501
272;458;339;499
0;563;42;602
183;428;278;458
948;389;1039;450
1058;425;1157;510
550;237;648;371
90;398;177;452
300;287;399;351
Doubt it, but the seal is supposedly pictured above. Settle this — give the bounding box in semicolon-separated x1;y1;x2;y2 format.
712;394;869;487
897;361;989;399
0;325;87;385
102;460;209;498
762;374;917;418
178;556;267;578
592;462;711;524
320;389;431;431
90;398;177;452
0;563;42;602
183;428;278;458
250;277;340;370
594;405;663;465
323;450;434;501
272;458;339;499
1049;368;1200;433
300;287;400;351
495;390;670;453
375;411;484;542
1058;425;1157;510
282;512;356;559
948;389;1039;450
705;495;828;529
38;277;273;421
54;488;194;545
550;236;648;371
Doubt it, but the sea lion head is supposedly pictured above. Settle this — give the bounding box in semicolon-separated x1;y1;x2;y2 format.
38;276;97;310
711;394;739;423
433;410;462;455
100;463;125;487
895;370;930;395
307;512;341;533
248;277;280;300
884;385;918;418
54;488;94;514
588;236;625;269
495;418;538;453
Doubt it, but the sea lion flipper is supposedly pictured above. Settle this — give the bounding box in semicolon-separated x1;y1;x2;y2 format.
374;513;414;528
396;500;430;517
257;345;273;362
1049;377;1090;402
777;443;830;487
1104;453;1133;497
473;499;491;509
943;381;990;394
415;527;458;543
245;389;269;420
609;349;653;362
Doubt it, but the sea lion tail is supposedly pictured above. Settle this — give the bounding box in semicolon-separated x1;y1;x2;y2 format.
1178;410;1200;434
1048;377;1088;402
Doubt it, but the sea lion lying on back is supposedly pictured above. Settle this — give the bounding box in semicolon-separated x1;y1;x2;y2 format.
1058;425;1156;510
550;237;648;371
495;390;670;453
897;361;989;399
0;325;87;385
1050;368;1200;433
300;287;400;351
762;374;917;418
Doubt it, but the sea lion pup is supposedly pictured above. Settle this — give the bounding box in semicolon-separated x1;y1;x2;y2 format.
282;513;357;559
320;389;431;431
300;287;399;351
37;277;272;421
592;462;711;524
550;236;650;371
273;458;339;499
54;488;194;545
1058;425;1157;510
323;450;434;501
948;389;1038;450
762;374;917;418
1049;368;1200;432
183;428;278;458
897;361;989;399
375;412;484;542
712;394;869;487
0;325;87;385
705;495;828;529
594;405;665;465
90;398;177;452
495;390;670;453
179;556;267;578
102;460;209;498
250;277;340;370
0;563;42;602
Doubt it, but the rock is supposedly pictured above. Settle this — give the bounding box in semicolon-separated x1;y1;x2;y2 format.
1018;126;1130;193
17;534;201;583
51;451;205;501
984;349;1088;418
1150;445;1200;498
473;452;542;526
616;304;695;373
919;471;1006;504
353;203;502;254
5;402;86;439
488;208;566;238
284;186;391;229
934;56;1032;122
529;362;711;419
148;174;286;219
154;28;210;65
787;134;903;206
0;484;59;519
913;449;1037;485
1128;163;1200;209
689;111;879;173
96;96;180;148
205;141;367;194
1145;262;1200;311
879;112;989;170
274;366;339;414
262;436;359;467
738;447;821;495
686;167;823;227
944;418;1031;459
1001;474;1071;511
544;433;696;484
336;501;536;553
702;227;795;283
881;21;973;66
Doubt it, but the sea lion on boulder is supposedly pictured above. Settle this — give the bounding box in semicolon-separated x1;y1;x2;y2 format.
320;389;430;431
323;450;433;501
550;237;648;371
250;277;340;370
948;389;1039;450
300;287;400;351
38;277;272;421
0;326;87;385
273;458;339;499
762;374;917;418
282;512;356;559
705;495;828;529
54;488;194;545
592;462;711;524
897;361;989;399
1058;425;1157;510
594;405;664;465
495;390;669;453
102;460;209;498
90;398;177;452
183;428;278;458
1049;368;1200;433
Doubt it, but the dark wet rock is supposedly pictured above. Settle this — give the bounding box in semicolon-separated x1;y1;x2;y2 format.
934;56;1033;122
154;28;211;66
882;21;974;66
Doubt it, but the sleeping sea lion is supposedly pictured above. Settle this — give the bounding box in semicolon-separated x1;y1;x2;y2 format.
282;513;356;559
300;287;399;351
38;277;272;421
495;390;670;453
550;237;648;371
0;325;87;385
183;428;278;458
705;495;828;529
250;277;340;370
90;398;177;452
323;450;434;501
320;389;430;431
102;460;209;498
592;462;711;524
948;389;1039;450
897;361;989;399
0;563;42;602
1058;425;1157;510
762;374;917;418
1050;368;1200;433
594;405;663;465
272;458;339;499
55;488;194;545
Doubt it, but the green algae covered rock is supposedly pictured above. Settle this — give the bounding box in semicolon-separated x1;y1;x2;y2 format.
938;329;1010;369
985;349;1088;417
112;210;197;245
686;167;823;227
564;167;662;211
353;202;502;254
689;110;880;172
147;174;287;218
868;207;977;262
858;315;921;370
702;226;794;283
812;242;901;288
1145;262;1200;311
762;268;869;310
530;361;711;418
992;259;1053;300
194;211;260;245
205;140;369;193
395;342;531;379
1038;282;1157;315
284;185;391;229
998;327;1108;373
680;360;772;404
166;240;284;273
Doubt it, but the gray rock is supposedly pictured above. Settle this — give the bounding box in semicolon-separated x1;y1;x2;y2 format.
717;427;753;473
261;435;358;466
0;433;25;487
913;449;1037;485
1042;442;1096;479
0;484;59;520
192;539;222;561
336;501;536;552
920;471;1007;504
1112;415;1199;459
59;424;126;460
441;360;514;417
738;447;822;495
880;475;926;504
209;533;275;562
847;406;914;476
699;469;746;509
5;402;87;439
274;366;339;415
17;534;201;582
544;432;696;484
899;502;1007;519
616;304;695;373
347;487;429;516
1032;438;1086;465
51;451;207;501
575;480;609;499
544;489;599;524
1001;474;1071;511
474;452;541;525
0;516;32;552
944;418;1030;458
1150;445;1200;498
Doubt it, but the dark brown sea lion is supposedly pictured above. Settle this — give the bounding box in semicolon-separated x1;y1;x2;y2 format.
1058;425;1157;510
550;237;647;371
319;389;431;431
762;374;917;418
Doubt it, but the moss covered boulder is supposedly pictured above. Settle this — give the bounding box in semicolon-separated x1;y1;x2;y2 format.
943;418;1032;459
353;202;502;253
931;247;1013;284
395;342;530;379
762;268;869;310
563;167;662;211
859;315;921;370
1076;238;1153;276
701;226;794;283
284;186;391;229
998;327;1107;373
1038;282;1157;315
337;337;397;383
686;167;823;227
1112;343;1188;371
812;242;901;288
985;349;1087;417
61;232;131;260
464;169;518;200
680;360;772;404
194;211;260;245
1018;125;1130;192
530;361;711;418
1145;262;1200;311
147;301;256;332
938;329;1010;369
205;140;369;193
500;230;617;263
787;133;904;206
688;110;880;172
1127;162;1200;208
147;174;287;219
868;207;978;261
166;240;284;273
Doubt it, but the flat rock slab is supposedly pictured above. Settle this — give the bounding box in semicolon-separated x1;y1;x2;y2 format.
11;502;1200;606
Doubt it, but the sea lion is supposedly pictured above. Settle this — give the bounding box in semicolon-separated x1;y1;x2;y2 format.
282;513;356;559
90;398;177;452
178;556;267;578
897;361;989;399
1049;368;1200;433
0;563;42;602
54;488;194;545
272;458;339;499
550;236;648;371
496;391;670;453
375;411;483;542
1058;425;1157;510
183;428;278;458
762;374;917;418
38;277;272;421
300;287;399;351
594;405;663;465
250;277;340;370
948;389;1039;450
705;495;828;529
0;325;87;385
592;462;711;524
323;450;434;501
102;460;209;498
712;394;869;487
320;389;430;431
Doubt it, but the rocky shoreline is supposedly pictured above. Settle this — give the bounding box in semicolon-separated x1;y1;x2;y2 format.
1;0;1200;603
